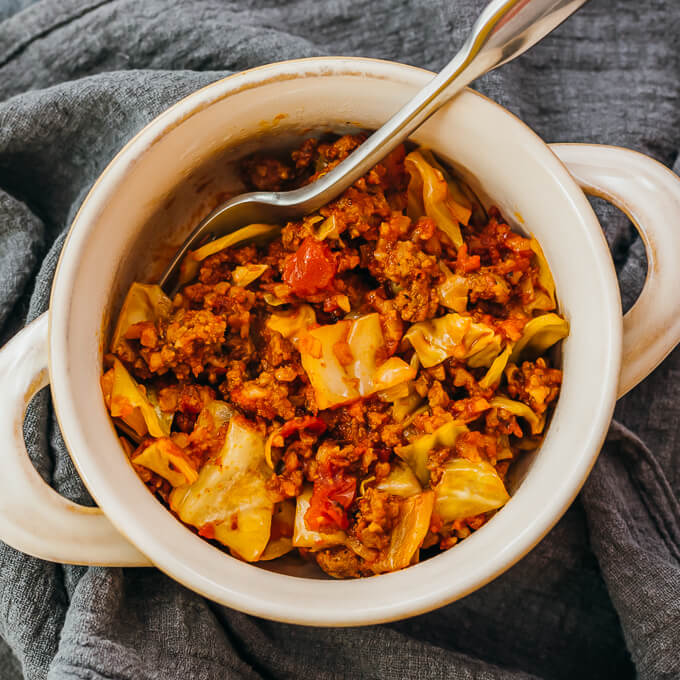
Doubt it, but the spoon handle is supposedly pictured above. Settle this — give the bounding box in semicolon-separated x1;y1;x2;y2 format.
281;0;589;215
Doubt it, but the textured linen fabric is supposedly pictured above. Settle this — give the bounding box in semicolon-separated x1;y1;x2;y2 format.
0;1;678;678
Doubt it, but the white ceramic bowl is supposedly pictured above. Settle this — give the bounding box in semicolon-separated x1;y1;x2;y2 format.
2;58;680;626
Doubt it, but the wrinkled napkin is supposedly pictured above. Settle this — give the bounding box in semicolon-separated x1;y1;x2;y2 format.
0;1;679;678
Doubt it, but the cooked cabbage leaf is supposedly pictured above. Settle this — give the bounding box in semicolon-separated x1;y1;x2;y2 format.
259;499;296;561
292;485;346;550
397;420;469;486
195;400;234;430
232;264;269;287
263;293;288;307
108;358;171;438
193;223;280;262
132;438;198;487
169;416;274;562
369;491;434;574
383;355;424;421
435;458;509;523
418;148;486;225
110;282;172;354
405;313;503;369
312;214;342;241
391;385;425;422
376;462;422;498
299;313;415;409
437;263;469;313
510;313;569;362
266;304;317;348
405;150;467;247
529;237;556;309
377;381;411;402
372;356;417;392
479;344;513;390
490;396;545;435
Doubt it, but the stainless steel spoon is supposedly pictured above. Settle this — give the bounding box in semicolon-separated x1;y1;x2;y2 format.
160;0;588;293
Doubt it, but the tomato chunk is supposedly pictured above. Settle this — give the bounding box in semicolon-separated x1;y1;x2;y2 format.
305;462;356;532
283;237;336;296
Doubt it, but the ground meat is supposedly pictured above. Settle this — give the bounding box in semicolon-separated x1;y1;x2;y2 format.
291;138;318;171
368;216;443;322
366;290;404;356
241;156;293;191
315;546;362;579
466;269;512;305
506;358;562;415
158;383;216;433
229;372;297;420
352;488;402;551
142;309;226;380
319;186;392;240
259;328;299;370
427;380;450;409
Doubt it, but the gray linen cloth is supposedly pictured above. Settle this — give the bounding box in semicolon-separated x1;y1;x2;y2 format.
0;1;679;678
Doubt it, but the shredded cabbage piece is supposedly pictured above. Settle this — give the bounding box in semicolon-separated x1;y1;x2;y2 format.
358;475;376;497
345;313;385;396
193;223;280;262
300;320;359;408
437;263;469;313
232;264;269;287
263;293;288;306
299;313;416;409
386;354;424;421
369;491;434;574
376;462;422;498
405;313;503;369
529;237;556;309
108;358;171;438
169;416;274;562
312;214;342;241
434;458;509;523
259;499;296;561
264;430;278;470
397;420;469;486
479;344;513;389
292;485;346;549
490;396;545;435
405;150;468;247
110;282;172;353
266;304;317;348
377;382;411;402
196;400;234;430
372;356;417;392
510;313;569;362
391;385;425;422
417;148;485;226
179;223;280;285
132;438;198;487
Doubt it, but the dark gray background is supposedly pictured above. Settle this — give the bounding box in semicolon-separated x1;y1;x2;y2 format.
0;1;678;678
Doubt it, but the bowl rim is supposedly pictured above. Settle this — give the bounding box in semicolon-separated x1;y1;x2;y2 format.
47;56;621;626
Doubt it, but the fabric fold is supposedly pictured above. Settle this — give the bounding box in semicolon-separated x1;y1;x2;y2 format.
582;422;680;680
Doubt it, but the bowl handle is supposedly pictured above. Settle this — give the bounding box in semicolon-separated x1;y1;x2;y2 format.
551;144;680;398
0;312;150;566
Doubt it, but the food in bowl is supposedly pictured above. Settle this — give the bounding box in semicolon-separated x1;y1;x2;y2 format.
101;134;569;578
